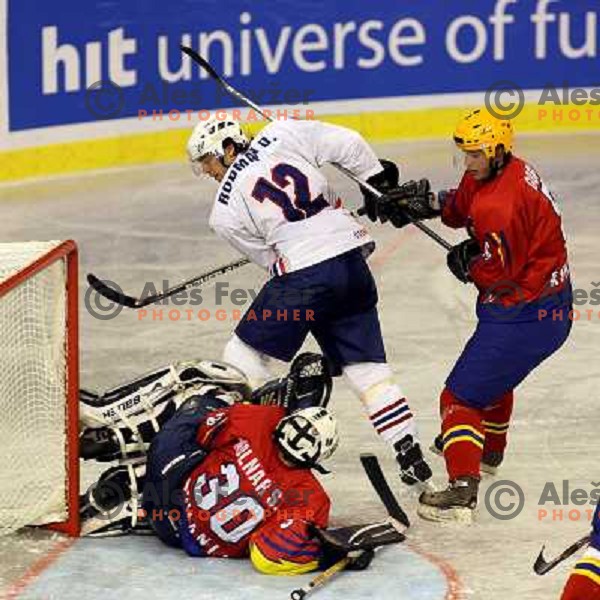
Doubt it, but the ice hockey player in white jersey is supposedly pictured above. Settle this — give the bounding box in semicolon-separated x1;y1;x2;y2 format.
186;115;432;488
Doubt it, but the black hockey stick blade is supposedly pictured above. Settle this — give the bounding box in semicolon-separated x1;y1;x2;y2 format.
360;453;410;529
180;45;220;80
88;258;251;310
533;535;591;575
180;45;272;123
87;273;141;309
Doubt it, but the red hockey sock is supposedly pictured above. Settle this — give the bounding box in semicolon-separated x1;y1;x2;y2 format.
561;572;600;600
482;391;514;455
440;388;484;480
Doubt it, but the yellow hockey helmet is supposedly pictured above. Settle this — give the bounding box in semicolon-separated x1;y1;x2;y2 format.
453;108;514;159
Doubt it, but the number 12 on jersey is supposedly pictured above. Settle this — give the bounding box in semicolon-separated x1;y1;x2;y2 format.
252;163;328;222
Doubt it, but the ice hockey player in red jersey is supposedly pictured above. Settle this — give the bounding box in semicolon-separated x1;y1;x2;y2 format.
185;115;432;489
79;354;404;574
366;108;573;522
560;504;600;599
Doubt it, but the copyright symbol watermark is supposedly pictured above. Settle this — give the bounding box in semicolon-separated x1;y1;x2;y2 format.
485;81;525;120
85;479;126;522
484;480;525;521
85;80;125;119
481;279;526;321
85;279;124;320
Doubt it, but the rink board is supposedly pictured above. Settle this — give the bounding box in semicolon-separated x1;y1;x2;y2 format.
2;0;600;181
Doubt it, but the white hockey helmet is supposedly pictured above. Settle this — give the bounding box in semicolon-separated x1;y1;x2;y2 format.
274;407;339;468
186;115;249;164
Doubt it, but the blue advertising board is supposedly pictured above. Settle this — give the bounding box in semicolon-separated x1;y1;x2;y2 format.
7;0;600;131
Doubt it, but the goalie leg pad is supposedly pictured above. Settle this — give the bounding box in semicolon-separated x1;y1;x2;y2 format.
80;359;249;430
80;460;147;537
79;398;177;463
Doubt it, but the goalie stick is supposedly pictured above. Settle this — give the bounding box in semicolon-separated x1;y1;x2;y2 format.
289;556;351;600
289;453;408;600
180;45;452;252
533;534;591;575
87;257;250;309
360;452;411;529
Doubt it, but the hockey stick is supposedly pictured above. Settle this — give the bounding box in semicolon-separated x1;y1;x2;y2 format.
360;453;411;529
533;534;591;575
290;556;351;600
289;454;408;600
87;257;250;309
180;45;452;252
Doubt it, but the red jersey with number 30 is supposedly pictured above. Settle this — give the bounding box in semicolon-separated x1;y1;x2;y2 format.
442;156;570;305
181;404;330;558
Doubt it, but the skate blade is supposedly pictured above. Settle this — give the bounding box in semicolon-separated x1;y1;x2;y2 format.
416;480;437;495
402;478;437;495
416;503;475;524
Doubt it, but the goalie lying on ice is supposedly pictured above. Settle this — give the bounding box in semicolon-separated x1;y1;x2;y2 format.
79;354;403;575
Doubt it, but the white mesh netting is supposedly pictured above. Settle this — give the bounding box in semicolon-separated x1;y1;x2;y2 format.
0;241;69;535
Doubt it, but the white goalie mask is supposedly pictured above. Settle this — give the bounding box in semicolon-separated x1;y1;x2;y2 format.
186;116;249;175
274;407;339;468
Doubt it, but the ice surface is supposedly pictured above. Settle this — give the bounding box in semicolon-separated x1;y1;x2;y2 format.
0;133;598;599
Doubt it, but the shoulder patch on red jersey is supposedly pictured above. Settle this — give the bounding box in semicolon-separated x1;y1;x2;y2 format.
197;409;229;446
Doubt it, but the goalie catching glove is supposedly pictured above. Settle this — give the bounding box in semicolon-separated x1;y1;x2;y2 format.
311;520;405;571
251;352;332;412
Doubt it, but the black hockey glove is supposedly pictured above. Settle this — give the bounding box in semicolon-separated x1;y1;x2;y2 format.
394;434;433;486
361;159;402;224
380;179;441;228
311;521;405;571
447;238;481;283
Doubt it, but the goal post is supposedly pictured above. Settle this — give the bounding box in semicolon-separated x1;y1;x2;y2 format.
0;240;79;536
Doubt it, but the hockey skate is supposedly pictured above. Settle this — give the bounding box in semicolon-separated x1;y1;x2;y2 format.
480;450;504;475
394;434;432;487
417;476;479;524
430;433;504;475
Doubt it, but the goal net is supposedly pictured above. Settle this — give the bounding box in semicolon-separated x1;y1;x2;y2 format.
0;240;79;536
